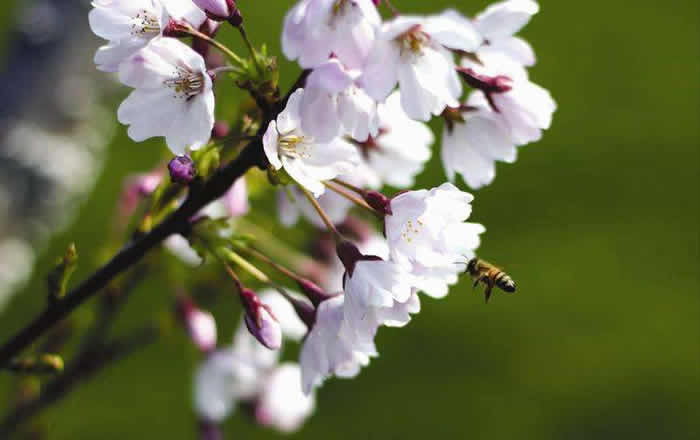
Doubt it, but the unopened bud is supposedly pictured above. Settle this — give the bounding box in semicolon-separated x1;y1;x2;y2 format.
9;354;64;374
169;155;197;184
363;191;392;216
240;288;282;350
212;121;230;139
176;297;217;353
47;243;78;303
193;0;241;24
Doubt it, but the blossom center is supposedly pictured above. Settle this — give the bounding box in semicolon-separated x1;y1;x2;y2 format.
279;134;313;159
130;9;161;37
400;218;425;244
164;67;204;100
398;25;430;56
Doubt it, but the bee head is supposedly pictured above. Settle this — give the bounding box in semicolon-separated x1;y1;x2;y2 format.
466;258;478;275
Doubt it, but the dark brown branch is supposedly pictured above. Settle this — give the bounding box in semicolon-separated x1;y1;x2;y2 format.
0;65;312;370
0;141;266;366
0;327;159;436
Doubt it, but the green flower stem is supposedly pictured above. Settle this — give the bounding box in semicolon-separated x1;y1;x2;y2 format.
299;186;344;240
181;24;245;67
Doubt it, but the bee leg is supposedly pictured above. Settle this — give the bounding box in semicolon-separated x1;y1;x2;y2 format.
484;284;493;303
472;277;481;289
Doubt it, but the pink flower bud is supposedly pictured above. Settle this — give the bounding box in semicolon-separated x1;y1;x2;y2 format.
119;171;163;220
177;297;217;353
240;288;282;350
211;121;230;139
192;0;240;24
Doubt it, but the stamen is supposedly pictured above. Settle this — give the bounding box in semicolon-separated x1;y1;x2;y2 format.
130;10;161;37
279;135;313;159
164;67;204;100
401;217;425;242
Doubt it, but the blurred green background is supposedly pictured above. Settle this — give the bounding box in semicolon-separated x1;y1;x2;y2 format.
1;0;698;438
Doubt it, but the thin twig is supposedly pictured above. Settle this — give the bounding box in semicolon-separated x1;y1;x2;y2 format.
299;186;343;239
0;327;158;436
331;178;365;195
180;24;245;66
237;246;302;284
323;181;379;216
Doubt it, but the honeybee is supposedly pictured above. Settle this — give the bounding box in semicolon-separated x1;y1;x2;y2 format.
465;258;516;303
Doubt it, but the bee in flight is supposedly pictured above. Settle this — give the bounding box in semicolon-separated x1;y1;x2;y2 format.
465;258;516;303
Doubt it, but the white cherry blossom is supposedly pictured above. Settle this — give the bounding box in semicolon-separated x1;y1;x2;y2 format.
301;59;378;143
464;53;556;146
385;183;485;298
299;295;375;394
180;302;218;352
255;364;316;433
441;101;514;189
194;333;271;422
360;91;433;188
362;11;482;121
474;0;539;66
117;37;215;154
263;89;360;197
282;0;381;69
341;254;415;343
89;0;206;72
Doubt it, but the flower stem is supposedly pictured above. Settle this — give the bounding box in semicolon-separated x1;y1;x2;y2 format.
323;181;380;217
236;245;303;284
208;65;244;77
299;186;343;240
236;218;316;271
238;26;256;59
219;247;270;284
181;24;245;67
331;178;365;195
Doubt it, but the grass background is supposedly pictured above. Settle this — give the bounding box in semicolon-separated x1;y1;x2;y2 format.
1;0;699;438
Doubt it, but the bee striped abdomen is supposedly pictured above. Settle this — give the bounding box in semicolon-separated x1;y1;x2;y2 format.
494;271;516;293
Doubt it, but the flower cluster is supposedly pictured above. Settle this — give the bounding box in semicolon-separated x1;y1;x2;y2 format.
91;0;555;434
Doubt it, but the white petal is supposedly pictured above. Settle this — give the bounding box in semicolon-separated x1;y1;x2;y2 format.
305;59;354;93
94;39;146;73
282;156;326;197
474;0;539;41
480;36;536;67
300;87;343;143
263;120;282;169
277;89;304;134
360;38;400;101
424;9;482;52
164;91;215;155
